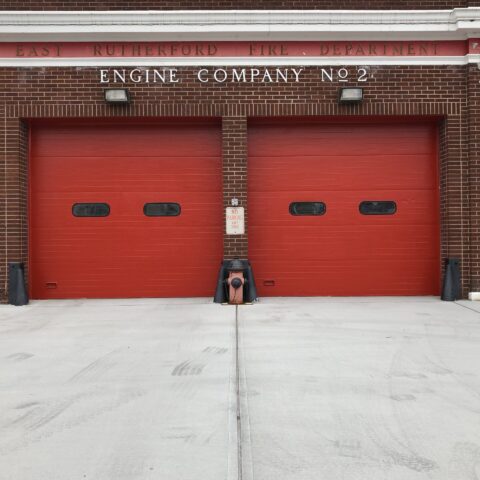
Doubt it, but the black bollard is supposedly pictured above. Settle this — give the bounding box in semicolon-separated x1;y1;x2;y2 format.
8;262;29;306
214;259;258;303
213;261;228;303
441;258;461;301
244;261;257;303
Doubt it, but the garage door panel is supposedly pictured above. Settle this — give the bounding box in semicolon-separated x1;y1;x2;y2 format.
33;156;221;193
249;154;436;191
254;265;439;296
253;260;439;296
248;122;440;296
248;124;435;157
30;122;222;299
32;227;222;251
248;140;432;157
248;191;438;227
32;124;221;158
31;192;222;228
250;225;438;260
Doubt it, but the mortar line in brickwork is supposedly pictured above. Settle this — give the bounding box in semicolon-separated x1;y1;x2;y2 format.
3;108;7;294
459;90;466;270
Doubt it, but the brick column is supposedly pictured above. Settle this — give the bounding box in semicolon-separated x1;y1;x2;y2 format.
439;113;471;299
0;105;5;302
468;63;480;293
222;116;248;259
0;113;28;303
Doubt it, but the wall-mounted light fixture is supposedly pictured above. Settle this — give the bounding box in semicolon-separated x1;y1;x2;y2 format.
338;87;363;104
104;88;131;104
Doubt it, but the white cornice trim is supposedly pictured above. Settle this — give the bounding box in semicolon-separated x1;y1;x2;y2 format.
0;9;479;41
0;55;476;67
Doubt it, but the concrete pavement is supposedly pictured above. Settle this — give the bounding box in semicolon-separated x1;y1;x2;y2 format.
239;297;480;480
0;299;237;480
1;297;480;480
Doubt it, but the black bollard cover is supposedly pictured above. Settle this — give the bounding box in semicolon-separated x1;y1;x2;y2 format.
8;262;29;306
213;259;258;303
213;262;228;303
441;257;461;301
244;261;257;303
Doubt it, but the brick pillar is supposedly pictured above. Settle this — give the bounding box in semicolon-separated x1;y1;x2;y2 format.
440;112;471;299
0;114;28;303
0;105;5;302
468;63;480;293
222;116;248;259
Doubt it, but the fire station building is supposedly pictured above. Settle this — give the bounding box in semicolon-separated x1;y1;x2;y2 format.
1;1;480;302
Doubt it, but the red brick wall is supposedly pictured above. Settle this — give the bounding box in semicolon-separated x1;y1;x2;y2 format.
0;1;478;9
0;104;4;300
468;64;480;292
0;65;474;300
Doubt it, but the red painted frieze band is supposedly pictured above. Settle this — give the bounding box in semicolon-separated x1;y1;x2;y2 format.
0;40;473;58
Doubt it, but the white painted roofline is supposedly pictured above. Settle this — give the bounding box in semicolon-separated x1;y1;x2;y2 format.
0;9;479;41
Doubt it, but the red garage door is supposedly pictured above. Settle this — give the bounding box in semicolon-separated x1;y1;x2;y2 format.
30;121;222;299
248;121;440;296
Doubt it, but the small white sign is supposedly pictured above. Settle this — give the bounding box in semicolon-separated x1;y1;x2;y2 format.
226;207;245;235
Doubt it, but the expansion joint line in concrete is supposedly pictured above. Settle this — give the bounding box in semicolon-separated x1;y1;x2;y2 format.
454;300;480;314
235;304;243;480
